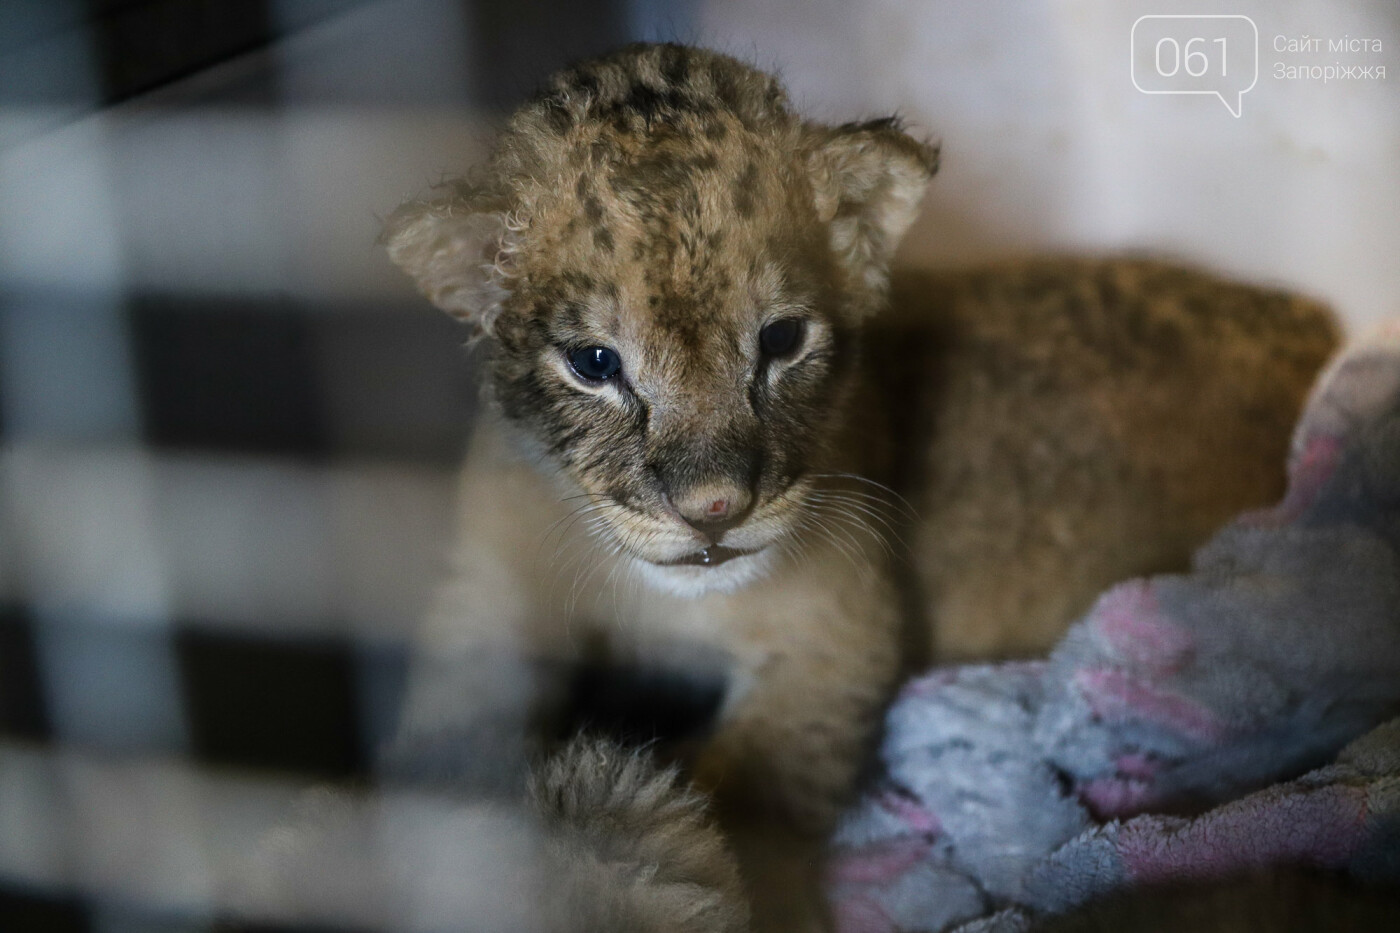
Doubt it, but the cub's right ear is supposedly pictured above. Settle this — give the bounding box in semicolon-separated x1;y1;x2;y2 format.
380;181;513;335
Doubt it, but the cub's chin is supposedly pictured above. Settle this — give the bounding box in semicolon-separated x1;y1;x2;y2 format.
633;547;776;597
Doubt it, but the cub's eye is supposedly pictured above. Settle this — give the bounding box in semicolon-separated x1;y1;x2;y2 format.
567;346;622;382
759;318;804;358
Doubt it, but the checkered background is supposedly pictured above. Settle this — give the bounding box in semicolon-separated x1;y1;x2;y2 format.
0;2;705;930
5;2;1399;931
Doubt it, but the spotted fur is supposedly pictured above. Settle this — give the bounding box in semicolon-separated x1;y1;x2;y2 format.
384;45;935;591
384;44;1337;931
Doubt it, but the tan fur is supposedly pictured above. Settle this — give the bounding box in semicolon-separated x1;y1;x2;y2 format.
384;44;1338;929
530;737;749;933
874;259;1339;660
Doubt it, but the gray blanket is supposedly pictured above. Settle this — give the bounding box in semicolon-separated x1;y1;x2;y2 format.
827;323;1400;932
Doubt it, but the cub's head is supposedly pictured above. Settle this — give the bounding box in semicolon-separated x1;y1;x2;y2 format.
384;44;936;594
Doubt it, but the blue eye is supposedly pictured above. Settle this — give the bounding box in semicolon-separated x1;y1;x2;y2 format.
759;318;804;358
568;346;622;381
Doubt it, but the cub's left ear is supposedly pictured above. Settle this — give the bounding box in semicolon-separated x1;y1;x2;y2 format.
805;118;938;314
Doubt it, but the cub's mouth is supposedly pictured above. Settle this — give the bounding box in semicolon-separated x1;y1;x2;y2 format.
656;545;762;568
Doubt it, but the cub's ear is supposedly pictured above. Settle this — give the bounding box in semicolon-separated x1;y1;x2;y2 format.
805;118;938;313
380;180;513;335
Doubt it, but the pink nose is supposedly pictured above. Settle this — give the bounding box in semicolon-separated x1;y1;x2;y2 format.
667;483;753;539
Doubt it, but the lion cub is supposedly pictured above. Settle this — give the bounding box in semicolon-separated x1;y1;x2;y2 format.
382;43;1335;845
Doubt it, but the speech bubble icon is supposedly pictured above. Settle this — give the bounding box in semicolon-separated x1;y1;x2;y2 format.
1131;15;1258;117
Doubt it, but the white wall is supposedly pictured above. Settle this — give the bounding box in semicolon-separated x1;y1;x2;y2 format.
700;0;1400;333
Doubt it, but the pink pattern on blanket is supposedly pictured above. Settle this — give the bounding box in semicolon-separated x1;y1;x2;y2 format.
875;789;942;835
1079;753;1166;819
1088;580;1194;672
1240;433;1341;528
1080;774;1156;819
1119;782;1370;884
831;893;897;933
826;837;934;885
1113;752;1160;779
1074;668;1224;742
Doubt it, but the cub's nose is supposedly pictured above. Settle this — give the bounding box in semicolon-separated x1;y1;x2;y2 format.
666;482;754;541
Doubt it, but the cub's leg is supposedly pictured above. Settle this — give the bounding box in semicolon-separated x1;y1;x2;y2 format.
700;617;900;933
529;736;749;933
631;541;903;931
385;416;612;787
628;535;903;832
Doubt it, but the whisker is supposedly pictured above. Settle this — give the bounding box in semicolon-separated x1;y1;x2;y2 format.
547;516;603;584
816;522;864;575
798;508;863;575
597;523;662;614
808;472;919;521
807;487;908;522
536;501;611;564
811;503;872;565
806;491;910;552
549;534;598;609
549;506;619;607
570;529;624;618
589;538;631;616
779;512;818;571
565;530;605;619
821;503;900;563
